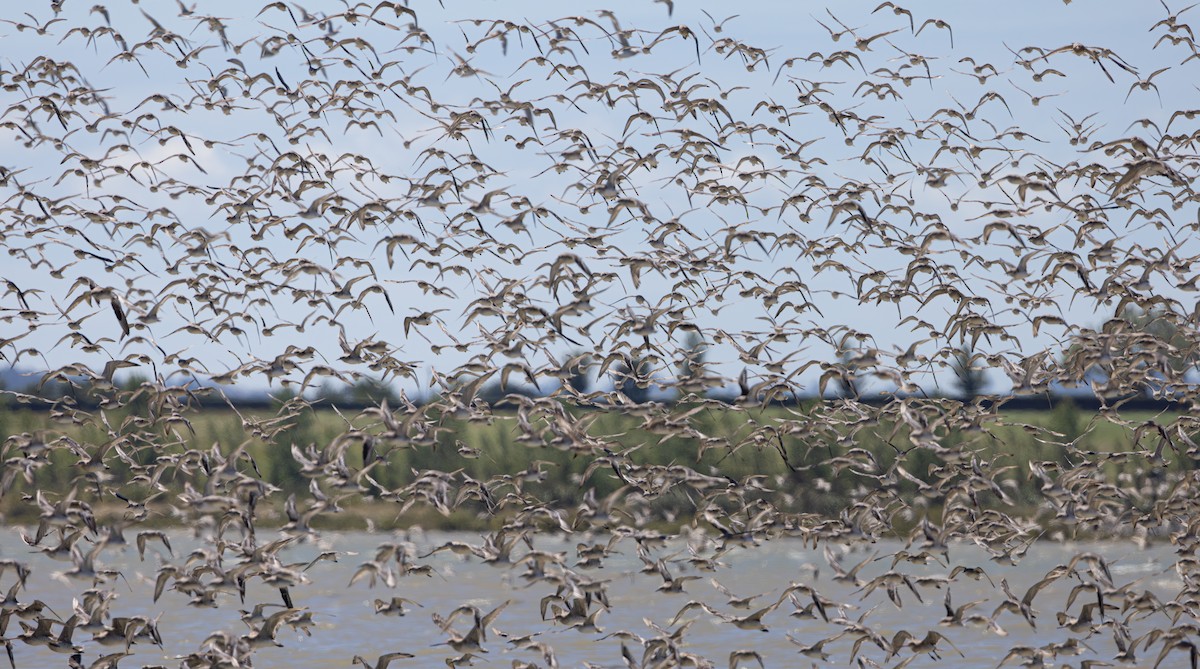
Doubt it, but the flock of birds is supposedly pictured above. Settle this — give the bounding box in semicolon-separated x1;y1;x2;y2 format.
0;0;1199;666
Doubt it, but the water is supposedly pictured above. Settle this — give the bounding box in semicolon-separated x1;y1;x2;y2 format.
0;527;1184;668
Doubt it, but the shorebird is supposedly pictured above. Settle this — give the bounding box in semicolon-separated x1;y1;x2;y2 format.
374;598;424;616
351;652;417;669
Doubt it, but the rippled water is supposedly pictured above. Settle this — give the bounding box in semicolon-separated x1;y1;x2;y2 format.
0;527;1183;668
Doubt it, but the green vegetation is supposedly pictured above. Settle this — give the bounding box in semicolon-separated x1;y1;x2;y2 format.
0;399;1189;533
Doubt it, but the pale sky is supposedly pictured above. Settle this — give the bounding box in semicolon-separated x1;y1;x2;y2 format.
0;0;1195;398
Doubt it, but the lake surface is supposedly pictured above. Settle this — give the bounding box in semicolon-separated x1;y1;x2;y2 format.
0;526;1184;668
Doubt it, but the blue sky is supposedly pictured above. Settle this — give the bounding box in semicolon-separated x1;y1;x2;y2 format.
0;0;1195;398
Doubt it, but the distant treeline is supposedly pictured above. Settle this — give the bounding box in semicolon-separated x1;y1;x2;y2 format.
0;368;1184;414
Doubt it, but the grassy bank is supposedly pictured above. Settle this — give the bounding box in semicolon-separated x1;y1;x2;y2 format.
0;399;1189;533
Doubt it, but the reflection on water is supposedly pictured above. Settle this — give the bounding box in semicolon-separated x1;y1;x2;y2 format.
0;526;1184;668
